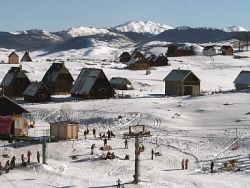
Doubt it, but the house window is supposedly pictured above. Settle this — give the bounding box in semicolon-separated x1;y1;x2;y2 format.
39;94;47;98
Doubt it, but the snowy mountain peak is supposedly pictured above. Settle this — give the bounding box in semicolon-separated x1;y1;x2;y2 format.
222;25;248;32
65;26;110;38
113;20;173;35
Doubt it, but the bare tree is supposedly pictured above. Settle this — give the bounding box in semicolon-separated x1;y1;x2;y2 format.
60;104;73;121
231;32;244;52
242;31;250;51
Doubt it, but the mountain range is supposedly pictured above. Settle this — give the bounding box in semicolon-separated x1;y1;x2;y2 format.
0;21;248;52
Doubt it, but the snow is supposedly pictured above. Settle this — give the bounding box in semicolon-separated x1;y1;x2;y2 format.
0;46;250;187
222;25;248;32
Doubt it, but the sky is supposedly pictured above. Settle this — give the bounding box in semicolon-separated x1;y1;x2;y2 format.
1;0;250;32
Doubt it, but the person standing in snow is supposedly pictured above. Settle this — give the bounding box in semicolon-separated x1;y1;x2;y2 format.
37;151;40;163
185;159;189;169
182;159;185;170
5;160;10;173
211;160;214;173
124;139;128;149
93;128;96;138
151;149;154;160
10;156;16;169
0;162;2;175
91;144;95;154
103;137;108;146
117;178;122;188
27;150;32;163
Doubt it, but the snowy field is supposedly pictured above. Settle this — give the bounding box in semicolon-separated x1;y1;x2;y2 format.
0;46;250;188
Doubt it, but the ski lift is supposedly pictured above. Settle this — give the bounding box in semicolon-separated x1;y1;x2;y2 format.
2;147;10;158
155;145;162;156
139;141;145;152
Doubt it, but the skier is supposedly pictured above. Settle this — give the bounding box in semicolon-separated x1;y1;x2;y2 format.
5;160;10;173
117;178;122;188
181;159;185;170
27;150;32;163
93;128;96;138
21;154;25;165
211;161;214;173
124;139;128;149
107;130;111;140
185;159;189;169
91;144;95;154
37;151;40;163
103;137;108;146
151;149;154;160
10;156;16;169
0;162;2;175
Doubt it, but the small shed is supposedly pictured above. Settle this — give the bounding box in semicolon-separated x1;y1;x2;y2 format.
50;122;79;140
21;51;32;62
119;52;131;63
233;70;250;91
148;53;169;66
8;52;19;64
127;50;150;70
110;77;133;90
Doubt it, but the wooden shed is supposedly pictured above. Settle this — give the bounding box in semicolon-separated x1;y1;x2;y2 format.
233;70;250;91
203;46;216;56
8;52;19;64
50;122;79;140
127;49;150;70
220;45;233;55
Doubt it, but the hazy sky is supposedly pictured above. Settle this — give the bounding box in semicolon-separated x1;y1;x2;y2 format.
1;0;250;32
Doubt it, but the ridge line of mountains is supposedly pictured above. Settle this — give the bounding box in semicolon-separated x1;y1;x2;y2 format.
0;21;248;52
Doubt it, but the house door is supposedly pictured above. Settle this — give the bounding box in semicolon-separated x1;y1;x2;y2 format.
97;88;107;99
184;86;192;95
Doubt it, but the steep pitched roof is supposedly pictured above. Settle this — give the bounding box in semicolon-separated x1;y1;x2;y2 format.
21;51;32;62
0;95;29;116
1;66;29;87
8;52;18;57
119;52;131;58
220;45;233;51
203;46;215;50
23;81;49;96
42;62;73;82
110;77;131;85
163;69;200;82
71;68;112;95
233;71;250;84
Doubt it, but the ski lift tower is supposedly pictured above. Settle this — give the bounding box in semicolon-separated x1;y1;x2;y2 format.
123;124;151;184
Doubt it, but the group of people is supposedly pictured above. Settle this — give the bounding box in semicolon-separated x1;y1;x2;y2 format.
181;159;189;170
0;156;16;175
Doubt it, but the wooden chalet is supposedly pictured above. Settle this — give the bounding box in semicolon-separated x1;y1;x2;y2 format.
163;69;200;96
220;45;233;55
8;52;19;64
42;62;74;95
119;52;131;63
1;65;30;98
21;51;32;62
23;81;51;103
0;95;29;117
127;49;150;70
203;46;216;56
50;122;78;140
71;68;115;99
233;70;250;91
148;53;169;66
166;44;195;57
110;77;133;90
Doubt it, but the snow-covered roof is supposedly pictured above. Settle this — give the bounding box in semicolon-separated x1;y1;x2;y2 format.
1;67;28;86
70;68;102;95
163;69;199;82
110;77;125;85
233;71;250;84
23;81;48;96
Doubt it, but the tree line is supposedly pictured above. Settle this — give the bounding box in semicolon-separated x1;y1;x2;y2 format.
231;32;250;52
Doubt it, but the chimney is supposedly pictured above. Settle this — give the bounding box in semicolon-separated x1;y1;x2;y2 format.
178;67;180;72
62;61;65;67
19;64;22;71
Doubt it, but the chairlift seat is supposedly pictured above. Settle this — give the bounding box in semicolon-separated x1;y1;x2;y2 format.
155;152;162;156
2;154;9;158
232;146;239;150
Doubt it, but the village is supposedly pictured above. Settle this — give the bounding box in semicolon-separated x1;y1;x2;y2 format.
0;43;250;187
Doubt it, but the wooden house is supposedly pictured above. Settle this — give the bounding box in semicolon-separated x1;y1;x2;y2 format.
23;81;51;103
50;122;78;140
0;95;29;116
110;77;133;90
1;65;30;98
166;44;195;57
233;70;250;91
163;69;200;96
42;62;74;95
203;46;216;56
21;51;32;62
119;52;131;63
148;53;169;66
127;50;150;70
220;45;233;55
8;52;19;64
70;68;115;99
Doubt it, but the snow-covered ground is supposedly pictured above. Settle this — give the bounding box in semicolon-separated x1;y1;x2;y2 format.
0;47;250;188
